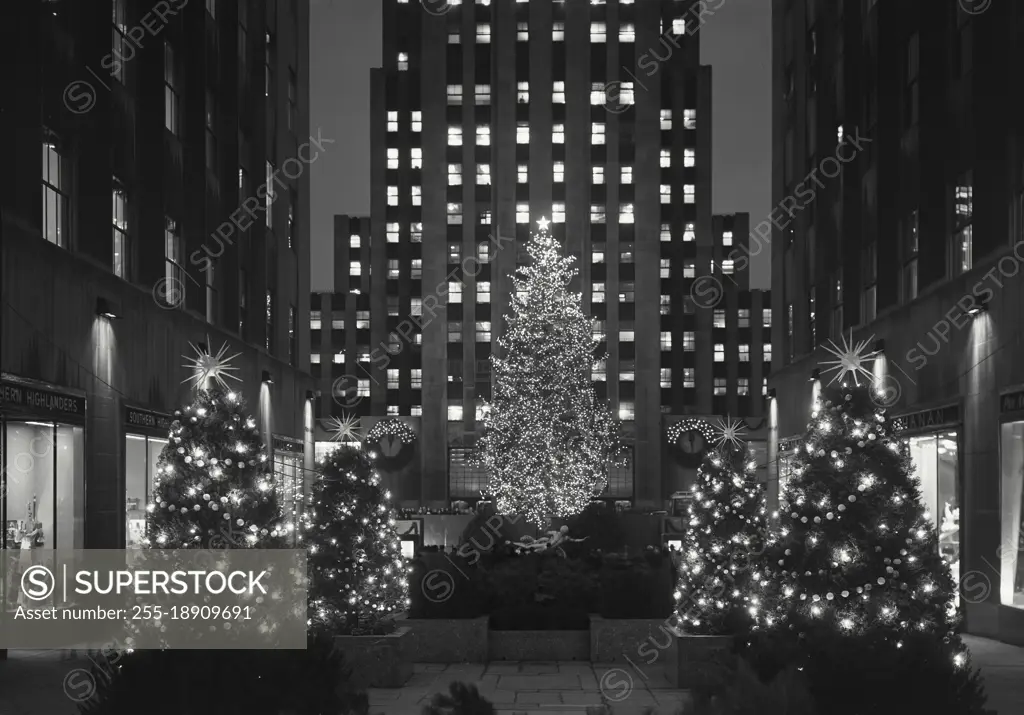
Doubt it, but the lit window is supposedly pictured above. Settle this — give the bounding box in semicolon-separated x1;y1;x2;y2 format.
387;369;399;389
660;149;671;168
553;22;565;41
387;185;399;206
553;124;565;143
447;84;463;105
620;364;635;382
619;327;635;342
517;122;530;143
411;186;421;206
350;260;361;276
684;109;697;129
411;298;422;316
738;378;750;396
763;308;772;327
683;368;695;388
722;230;733;246
411;111;422;132
475;84;491;105
714;378;727;396
593;166;605;184
411;259;422;278
684;261;695;278
386;222;399;243
478;281;490;302
476;321;492;341
518;164;528;183
476;24;491;43
684;332;696;351
660;109;672;130
619;23;635;42
517;82;529;103
660;185;671;204
310;311;322;330
388;259;400;279
590;83;606;106
619;204;634;224
447;203;462;224
764;344;773;362
350;234;361;248
619;282;635;302
723;259;735;275
592;123;606;144
739;344;750;362
660;368;671;388
448;321;462;343
516;203;530;223
660;331;672;349
386;148;399;169
660;294;671;315
410;147;422;169
310;353;321;364
714;309;726;327
593;251;605;263
449;282;463;303
553;162;565;182
672;18;687;34
660;259;670;279
477;164;491;185
684;222;696;242
553;203;566;223
448;126;463;146
479;210;492;225
684;185;695;204
476;125;490;145
684;148;695;167
517;22;528;41
448;29;460;44
618;82;635;104
478;243;490;263
411;222;423;242
619;402;635;420
448;164;462;185
388;111;398;132
553;81;565;104
448;243;461;263
621;166;633;184
590;204;606;223
397;52;408;70
737;308;750;327
591;22;606;42
592;282;605;303
714;344;725;362
448;404;463;421
660;223;671;242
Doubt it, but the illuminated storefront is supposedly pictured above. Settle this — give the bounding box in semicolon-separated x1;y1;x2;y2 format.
124;406;172;549
273;435;305;545
1000;389;1024;610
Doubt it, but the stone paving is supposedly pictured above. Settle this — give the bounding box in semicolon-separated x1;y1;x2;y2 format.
368;661;691;715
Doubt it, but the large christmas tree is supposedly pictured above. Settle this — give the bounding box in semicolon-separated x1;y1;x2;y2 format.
748;335;985;713
302;445;408;635
146;343;283;549
476;218;624;526
677;430;767;635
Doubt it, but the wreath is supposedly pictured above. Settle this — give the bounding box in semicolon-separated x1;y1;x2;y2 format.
665;418;716;468
364;418;418;472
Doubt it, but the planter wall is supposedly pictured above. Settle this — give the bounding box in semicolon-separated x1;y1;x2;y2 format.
333;627;413;689
589;615;675;663
488;629;590;661
664;633;734;690
399;614;488;662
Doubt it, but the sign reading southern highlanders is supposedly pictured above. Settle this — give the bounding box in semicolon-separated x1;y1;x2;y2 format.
125;406;172;434
1001;389;1024;416
896;405;960;433
1;379;85;418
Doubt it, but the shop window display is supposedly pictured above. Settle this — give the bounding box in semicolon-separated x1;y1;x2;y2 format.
125;433;168;548
907;432;960;588
1000;420;1024;608
273;450;303;545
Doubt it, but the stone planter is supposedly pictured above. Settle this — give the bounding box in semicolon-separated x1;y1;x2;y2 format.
589;614;674;663
665;634;734;690
333;627;412;689
398;614;488;662
488;629;590;661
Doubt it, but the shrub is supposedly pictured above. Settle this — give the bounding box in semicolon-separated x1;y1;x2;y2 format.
598;553;674;619
422;682;495;715
481;553;598;629
78;636;368;715
408;554;486;618
564;504;626;556
690;659;816;715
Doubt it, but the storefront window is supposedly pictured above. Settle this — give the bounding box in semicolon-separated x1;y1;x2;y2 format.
125;434;167;548
778;442;800;499
3;421;85;552
1000;420;1024;609
907;432;960;588
273;448;303;545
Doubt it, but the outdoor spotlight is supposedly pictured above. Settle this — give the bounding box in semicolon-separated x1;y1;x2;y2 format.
809;369;820;382
305;390;316;400
96;296;121;319
262;370;274;384
873;338;885;352
967;295;988;316
767;388;777;399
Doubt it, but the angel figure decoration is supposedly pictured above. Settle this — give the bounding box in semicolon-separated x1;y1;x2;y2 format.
512;525;587;558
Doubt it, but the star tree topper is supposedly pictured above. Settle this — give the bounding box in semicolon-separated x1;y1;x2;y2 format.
327;414;365;444
713;415;748;450
537;216;551;231
820;330;879;386
182;337;241;391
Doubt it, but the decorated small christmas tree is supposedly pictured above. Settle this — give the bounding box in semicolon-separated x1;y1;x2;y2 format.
146;341;283;549
676;419;768;635
476;217;624;526
302;444;408;635
749;333;985;714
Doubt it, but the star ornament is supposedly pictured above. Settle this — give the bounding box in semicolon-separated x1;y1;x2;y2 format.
537;216;551;231
327;414;364;444
713;416;747;450
820;330;879;386
182;337;241;391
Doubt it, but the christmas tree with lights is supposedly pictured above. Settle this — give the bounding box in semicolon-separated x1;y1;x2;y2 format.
749;334;985;714
476;218;624;526
302;445;408;635
676;419;768;635
146;342;284;549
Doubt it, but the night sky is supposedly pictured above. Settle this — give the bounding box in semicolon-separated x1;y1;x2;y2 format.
309;0;771;291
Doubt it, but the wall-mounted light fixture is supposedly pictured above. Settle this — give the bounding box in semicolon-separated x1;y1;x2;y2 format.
873;338;885;352
262;370;274;384
967;295;989;316
96;297;121;319
305;389;317;400
767;388;777;399
809;369;820;382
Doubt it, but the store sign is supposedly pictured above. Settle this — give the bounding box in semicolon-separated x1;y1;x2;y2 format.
273;436;303;455
897;405;960;433
1000;389;1024;416
124;406;172;434
0;379;85;418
